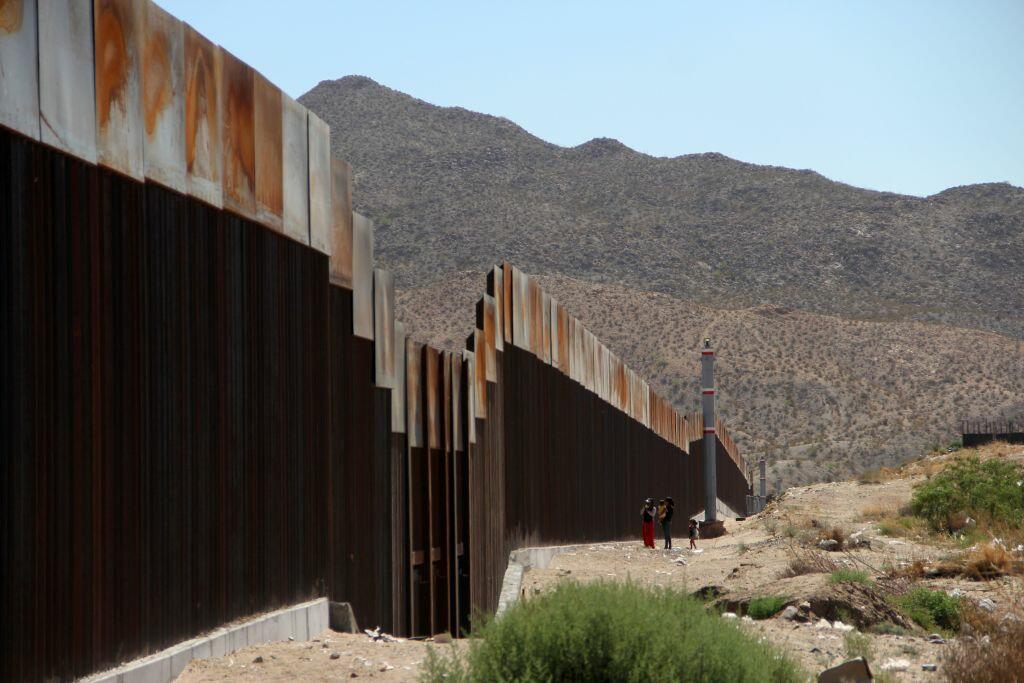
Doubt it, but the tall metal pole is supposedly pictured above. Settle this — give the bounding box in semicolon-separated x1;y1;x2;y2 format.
700;339;717;523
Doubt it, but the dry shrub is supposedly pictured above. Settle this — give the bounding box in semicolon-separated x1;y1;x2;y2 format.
857;466;898;485
936;543;1024;580
822;526;847;550
887;559;927;581
780;558;817;578
858;504;895;520
944;593;1024;683
780;548;839;578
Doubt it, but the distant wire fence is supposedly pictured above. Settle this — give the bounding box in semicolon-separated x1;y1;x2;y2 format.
0;4;750;681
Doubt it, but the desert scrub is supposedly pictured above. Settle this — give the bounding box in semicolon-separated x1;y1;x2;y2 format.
911;456;1024;530
422;582;804;682
893;587;961;634
843;631;873;660
944;595;1024;683
747;595;788;620
828;568;873;585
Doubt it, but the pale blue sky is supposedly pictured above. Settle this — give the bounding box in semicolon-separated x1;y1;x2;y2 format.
161;0;1023;196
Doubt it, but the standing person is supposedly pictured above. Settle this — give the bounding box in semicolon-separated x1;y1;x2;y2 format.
688;519;699;550
661;497;675;549
640;499;656;549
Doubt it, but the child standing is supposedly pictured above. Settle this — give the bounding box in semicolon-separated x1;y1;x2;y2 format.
688;519;699;550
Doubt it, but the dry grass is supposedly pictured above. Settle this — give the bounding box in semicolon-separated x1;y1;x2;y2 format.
857;467;899;485
779;547;840;578
943;587;1024;683
858;504;897;520
817;526;848;551
933;543;1024;580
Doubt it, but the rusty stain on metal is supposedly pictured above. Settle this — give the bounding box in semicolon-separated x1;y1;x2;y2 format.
614;354;628;412
374;269;395;389
528;276;543;358
393;321;407;433
482;295;497;383
548;298;560;370
253;71;282;229
512;266;528;350
183;22;220;205
541;291;552;365
141;0;185;191
352;211;374;339
473;330;487;419
465;350;476;444
0;0;40;139
450;351;462;448
329;157;353;286
566;315;577;383
0;0;24;31
406;340;424;448
39;0;98;162
425;346;441;451
281;92;308;242
442;351;452;453
219;47;255;218
307;111;332;254
94;0;144;180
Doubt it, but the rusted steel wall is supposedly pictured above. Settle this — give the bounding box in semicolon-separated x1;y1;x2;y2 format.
2;0;752;665
0;128;330;681
325;284;397;634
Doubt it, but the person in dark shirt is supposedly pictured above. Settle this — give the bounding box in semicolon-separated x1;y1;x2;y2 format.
640;498;656;548
688;519;699;549
660;497;675;549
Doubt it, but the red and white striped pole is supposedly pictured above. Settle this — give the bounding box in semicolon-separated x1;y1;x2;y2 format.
701;339;717;523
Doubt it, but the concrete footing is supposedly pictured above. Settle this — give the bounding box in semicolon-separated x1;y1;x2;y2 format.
698;519;727;539
81;598;329;683
497;543;584;617
691;498;742;523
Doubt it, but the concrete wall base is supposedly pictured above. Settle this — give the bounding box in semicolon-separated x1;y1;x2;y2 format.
497;543;608;617
691;497;743;522
80;598;329;683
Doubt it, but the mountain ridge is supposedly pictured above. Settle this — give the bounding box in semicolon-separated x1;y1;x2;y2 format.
300;75;1023;341
308;75;1023;199
299;74;1024;487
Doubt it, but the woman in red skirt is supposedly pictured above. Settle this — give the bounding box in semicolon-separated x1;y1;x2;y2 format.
641;498;656;548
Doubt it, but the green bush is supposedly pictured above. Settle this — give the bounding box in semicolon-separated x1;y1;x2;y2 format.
828;569;872;585
911;456;1024;529
422;582;804;682
747;595;788;620
893;587;961;634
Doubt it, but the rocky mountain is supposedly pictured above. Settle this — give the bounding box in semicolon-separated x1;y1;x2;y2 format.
299;76;1024;487
300;76;1024;338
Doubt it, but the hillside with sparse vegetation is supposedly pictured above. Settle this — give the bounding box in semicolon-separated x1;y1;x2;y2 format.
299;75;1024;488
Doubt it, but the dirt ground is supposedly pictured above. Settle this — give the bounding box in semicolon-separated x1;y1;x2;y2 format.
176;631;463;682
523;444;1024;681
178;444;1022;681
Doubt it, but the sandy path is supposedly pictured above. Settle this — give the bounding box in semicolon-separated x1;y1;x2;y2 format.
176;631;462;682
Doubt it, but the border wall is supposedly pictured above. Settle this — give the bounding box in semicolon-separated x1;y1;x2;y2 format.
0;2;749;679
